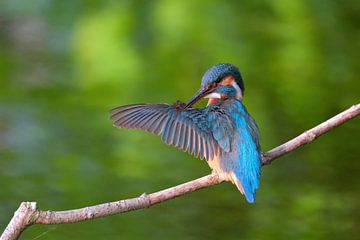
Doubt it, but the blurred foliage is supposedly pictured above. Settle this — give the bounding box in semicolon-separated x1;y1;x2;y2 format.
0;0;359;239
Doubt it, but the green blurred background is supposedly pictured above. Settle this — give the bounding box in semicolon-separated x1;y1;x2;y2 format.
1;1;359;239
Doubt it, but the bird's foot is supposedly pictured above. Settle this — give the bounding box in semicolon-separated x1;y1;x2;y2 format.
174;100;186;110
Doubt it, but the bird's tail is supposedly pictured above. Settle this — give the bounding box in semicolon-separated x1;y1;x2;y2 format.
230;172;256;203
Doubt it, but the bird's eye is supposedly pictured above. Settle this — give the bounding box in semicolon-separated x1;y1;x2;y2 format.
210;82;217;88
207;82;215;88
215;78;222;84
207;80;220;88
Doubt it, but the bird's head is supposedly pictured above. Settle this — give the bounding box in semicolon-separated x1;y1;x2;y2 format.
183;63;244;108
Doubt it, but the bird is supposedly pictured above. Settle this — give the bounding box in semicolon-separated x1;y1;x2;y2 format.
110;63;261;203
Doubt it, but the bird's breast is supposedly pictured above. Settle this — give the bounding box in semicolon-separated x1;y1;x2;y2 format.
208;153;245;194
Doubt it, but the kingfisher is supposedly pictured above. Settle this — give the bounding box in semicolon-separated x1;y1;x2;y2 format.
110;63;261;203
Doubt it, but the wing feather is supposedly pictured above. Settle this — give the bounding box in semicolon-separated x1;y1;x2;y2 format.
151;113;168;134
114;110;143;126
183;124;190;152
110;103;234;161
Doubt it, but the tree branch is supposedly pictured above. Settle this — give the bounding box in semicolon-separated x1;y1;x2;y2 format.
261;104;360;164
1;103;359;240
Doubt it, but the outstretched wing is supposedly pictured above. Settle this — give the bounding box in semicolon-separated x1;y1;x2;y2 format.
110;103;234;161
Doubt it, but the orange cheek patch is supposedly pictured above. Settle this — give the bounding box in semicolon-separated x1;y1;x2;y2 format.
220;76;235;85
207;98;221;105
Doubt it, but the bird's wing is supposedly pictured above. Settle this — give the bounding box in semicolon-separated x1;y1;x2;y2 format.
110;103;234;161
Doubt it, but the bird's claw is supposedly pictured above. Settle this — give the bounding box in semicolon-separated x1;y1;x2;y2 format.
174;100;186;110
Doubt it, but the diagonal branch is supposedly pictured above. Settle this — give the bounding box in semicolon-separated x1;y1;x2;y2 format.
1;103;359;240
261;104;360;164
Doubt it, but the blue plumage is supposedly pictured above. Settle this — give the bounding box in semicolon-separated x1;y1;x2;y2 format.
227;100;260;202
110;63;261;203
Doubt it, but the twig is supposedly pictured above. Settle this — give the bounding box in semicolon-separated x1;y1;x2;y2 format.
1;103;359;240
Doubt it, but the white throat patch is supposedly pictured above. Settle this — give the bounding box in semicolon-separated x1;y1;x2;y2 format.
204;92;222;99
231;81;243;100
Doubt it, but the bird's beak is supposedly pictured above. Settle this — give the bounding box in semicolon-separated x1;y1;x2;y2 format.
183;85;215;109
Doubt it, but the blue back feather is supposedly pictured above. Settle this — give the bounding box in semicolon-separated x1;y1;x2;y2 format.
227;100;261;203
